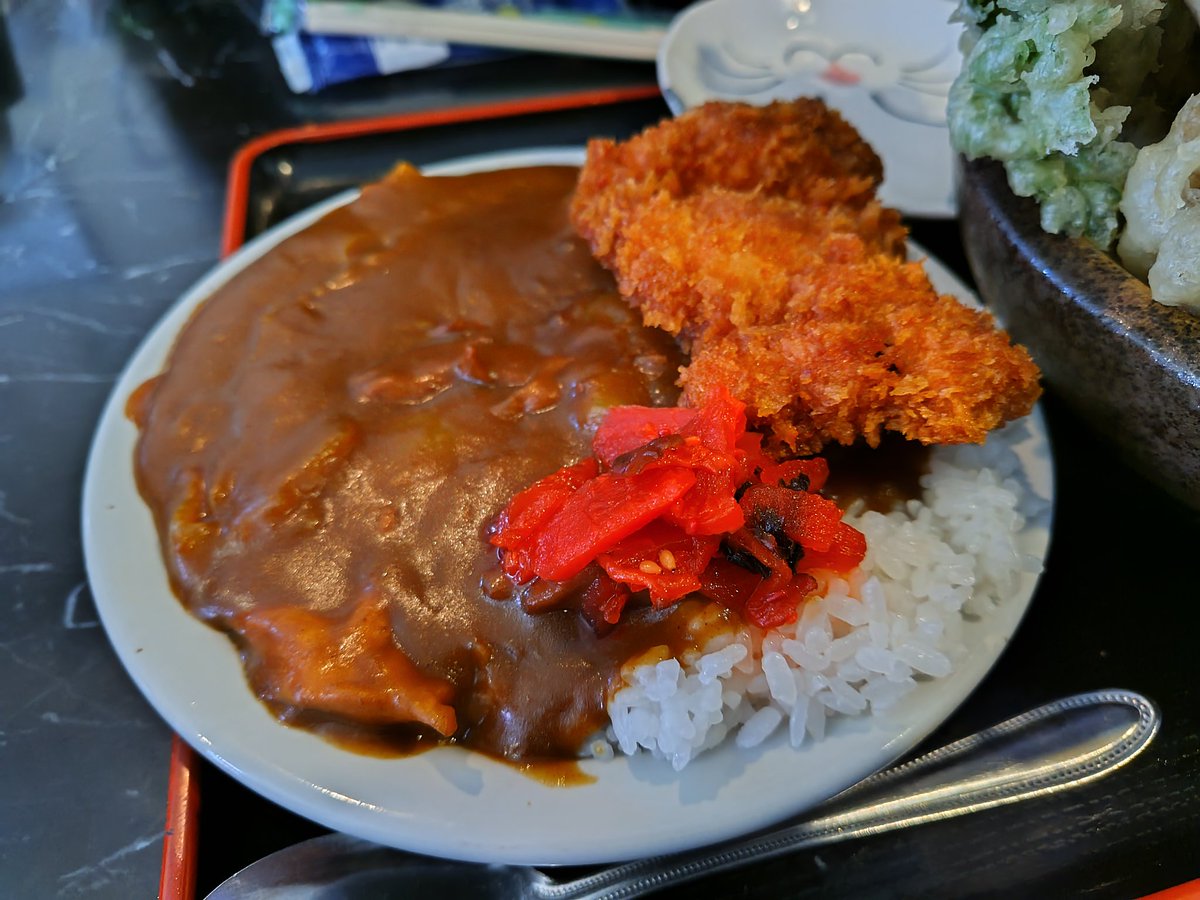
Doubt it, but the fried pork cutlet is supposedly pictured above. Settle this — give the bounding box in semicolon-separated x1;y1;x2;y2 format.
571;100;1041;454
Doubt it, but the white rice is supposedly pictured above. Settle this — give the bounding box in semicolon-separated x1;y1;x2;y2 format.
604;424;1046;771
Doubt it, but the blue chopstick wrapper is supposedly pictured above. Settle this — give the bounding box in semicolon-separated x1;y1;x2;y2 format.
263;0;668;93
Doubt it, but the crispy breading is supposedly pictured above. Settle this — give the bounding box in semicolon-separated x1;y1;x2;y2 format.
571;100;1041;454
574;99;888;266
594;189;907;343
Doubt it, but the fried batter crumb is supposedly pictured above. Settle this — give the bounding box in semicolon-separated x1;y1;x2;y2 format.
571;100;1041;455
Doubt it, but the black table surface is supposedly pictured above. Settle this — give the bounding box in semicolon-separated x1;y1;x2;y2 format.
3;3;1199;898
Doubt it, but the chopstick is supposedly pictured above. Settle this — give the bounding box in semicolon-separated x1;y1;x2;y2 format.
302;0;668;61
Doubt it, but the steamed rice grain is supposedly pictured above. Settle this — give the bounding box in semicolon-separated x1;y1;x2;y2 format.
606;426;1044;770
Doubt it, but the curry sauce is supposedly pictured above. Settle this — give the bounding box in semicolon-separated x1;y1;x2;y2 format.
130;165;748;762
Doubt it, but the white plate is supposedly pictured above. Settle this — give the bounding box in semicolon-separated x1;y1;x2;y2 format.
657;0;963;218
82;147;1052;866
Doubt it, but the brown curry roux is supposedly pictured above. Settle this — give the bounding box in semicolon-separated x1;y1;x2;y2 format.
130;165;743;763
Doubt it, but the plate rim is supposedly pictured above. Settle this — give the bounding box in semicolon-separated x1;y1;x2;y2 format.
81;146;1053;866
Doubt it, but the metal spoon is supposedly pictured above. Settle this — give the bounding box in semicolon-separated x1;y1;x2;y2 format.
206;689;1158;900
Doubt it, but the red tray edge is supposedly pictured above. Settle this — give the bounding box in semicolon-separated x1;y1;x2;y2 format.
219;83;660;257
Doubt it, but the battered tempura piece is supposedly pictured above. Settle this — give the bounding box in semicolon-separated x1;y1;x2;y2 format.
571;100;1041;454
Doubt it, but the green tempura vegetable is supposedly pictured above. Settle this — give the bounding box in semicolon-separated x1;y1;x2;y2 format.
948;0;1192;249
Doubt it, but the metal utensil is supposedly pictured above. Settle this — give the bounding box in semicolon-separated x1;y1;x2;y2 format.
206;689;1159;900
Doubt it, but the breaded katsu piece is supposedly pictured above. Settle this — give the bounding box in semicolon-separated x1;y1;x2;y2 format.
586;188;906;343
571;100;1041;454
678;255;1043;451
574;98;891;266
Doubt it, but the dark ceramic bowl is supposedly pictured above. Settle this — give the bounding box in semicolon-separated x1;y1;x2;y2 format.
958;157;1200;511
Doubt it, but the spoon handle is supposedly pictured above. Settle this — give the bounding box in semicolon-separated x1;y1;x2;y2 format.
533;689;1159;900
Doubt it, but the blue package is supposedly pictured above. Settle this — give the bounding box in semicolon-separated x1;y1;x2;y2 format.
272;30;505;93
264;0;670;93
